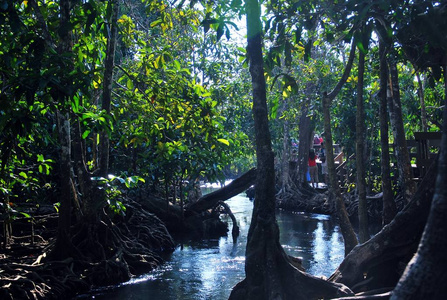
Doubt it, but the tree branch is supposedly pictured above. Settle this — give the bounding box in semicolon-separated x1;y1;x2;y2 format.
326;36;357;100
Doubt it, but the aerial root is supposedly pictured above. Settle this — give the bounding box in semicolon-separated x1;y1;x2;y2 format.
1;197;175;299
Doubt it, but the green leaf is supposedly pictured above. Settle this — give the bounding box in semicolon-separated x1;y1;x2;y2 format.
237;46;246;53
270;96;279;119
151;19;163;28
20;212;31;218
217;138;230;146
82;130;91;139
174;60;181;70
126;79;134;90
225;27;230;40
54;203;60;213
154;55;164;69
216;23;224;41
72;95;80;113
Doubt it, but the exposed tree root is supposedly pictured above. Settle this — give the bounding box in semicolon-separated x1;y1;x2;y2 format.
276;179;400;228
1;191;230;299
0;254;89;300
229;219;354;300
276;182;329;213
68;197;175;285
215;201;240;241
0;197;175;299
329;163;436;293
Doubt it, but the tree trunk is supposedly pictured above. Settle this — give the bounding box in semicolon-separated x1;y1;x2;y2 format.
241;1;280;296
51;0;73;259
98;0;119;178
329;160;437;292
72;117;93;218
416;73;427;132
323;93;359;256
281;119;291;189
297;100;313;185
229;1;353;299
71;92;95;221
321;37;359;256
390;65;447;300
280;44;293;189
378;39;396;226
54;110;72;255
82;0;118;223
356;34;369;243
387;48;416;204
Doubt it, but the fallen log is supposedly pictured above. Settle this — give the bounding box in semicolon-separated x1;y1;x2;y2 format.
185;168;256;214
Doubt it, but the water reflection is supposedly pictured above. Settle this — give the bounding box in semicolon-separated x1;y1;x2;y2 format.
277;211;344;276
77;193;344;300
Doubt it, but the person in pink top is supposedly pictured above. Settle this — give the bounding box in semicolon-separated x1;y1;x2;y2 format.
308;149;318;188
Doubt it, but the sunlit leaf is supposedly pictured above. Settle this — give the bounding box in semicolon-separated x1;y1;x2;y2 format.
82;130;91;139
126;79;134;90
217;138;230;146
20;212;31;218
151;19;163;28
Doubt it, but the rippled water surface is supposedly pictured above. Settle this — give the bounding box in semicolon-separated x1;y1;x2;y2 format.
78;189;344;300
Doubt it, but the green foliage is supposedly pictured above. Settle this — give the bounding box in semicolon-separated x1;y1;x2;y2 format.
1;0;444;218
106;1;253;190
92;174;145;215
0;0;255;217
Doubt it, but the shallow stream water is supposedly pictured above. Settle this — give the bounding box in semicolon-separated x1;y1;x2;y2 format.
77;187;344;300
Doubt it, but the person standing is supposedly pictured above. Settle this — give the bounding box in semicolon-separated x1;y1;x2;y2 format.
319;142;328;185
308;149;318;188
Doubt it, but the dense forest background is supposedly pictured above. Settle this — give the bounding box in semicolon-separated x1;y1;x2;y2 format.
1;0;446;299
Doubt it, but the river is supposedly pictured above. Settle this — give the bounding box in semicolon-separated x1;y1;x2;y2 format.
77;187;344;300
